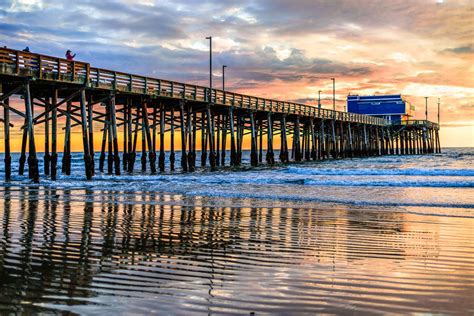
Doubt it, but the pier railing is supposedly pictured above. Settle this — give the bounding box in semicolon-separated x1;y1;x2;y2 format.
403;120;439;130
0;47;387;126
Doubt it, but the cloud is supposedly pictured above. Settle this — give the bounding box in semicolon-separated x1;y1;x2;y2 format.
0;0;472;136
442;45;474;54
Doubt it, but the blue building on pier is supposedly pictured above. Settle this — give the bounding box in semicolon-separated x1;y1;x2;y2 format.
347;94;414;124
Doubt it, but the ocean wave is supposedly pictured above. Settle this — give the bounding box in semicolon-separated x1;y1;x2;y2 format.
2;170;474;189
285;166;474;177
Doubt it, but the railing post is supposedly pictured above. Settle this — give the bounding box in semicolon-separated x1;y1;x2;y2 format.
56;58;61;79
85;63;90;85
38;55;43;79
71;61;76;82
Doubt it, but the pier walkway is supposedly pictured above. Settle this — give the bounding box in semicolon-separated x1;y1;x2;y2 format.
0;47;440;183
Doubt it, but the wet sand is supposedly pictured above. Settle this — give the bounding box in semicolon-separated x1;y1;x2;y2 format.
1;187;473;314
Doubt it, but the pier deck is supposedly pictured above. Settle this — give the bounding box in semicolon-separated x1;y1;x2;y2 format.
0;47;440;183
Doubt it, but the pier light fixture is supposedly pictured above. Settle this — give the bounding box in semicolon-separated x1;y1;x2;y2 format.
318;90;322;109
425;96;428;121
222;65;227;91
206;36;212;103
331;78;335;111
438;98;440;125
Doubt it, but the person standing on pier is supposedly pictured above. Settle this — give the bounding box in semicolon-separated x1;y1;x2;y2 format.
65;50;76;60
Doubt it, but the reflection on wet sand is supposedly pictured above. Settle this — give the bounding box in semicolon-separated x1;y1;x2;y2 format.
0;188;473;314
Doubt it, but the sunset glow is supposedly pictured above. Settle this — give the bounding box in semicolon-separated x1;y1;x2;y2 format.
0;0;473;148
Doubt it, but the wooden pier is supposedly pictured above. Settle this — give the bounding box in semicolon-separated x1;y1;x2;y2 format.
0;47;441;183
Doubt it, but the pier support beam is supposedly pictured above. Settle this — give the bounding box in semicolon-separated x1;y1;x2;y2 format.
62;101;72;175
280;115;288;163
310;119;316;160
24;81;39;183
188;106;196;171
180;101;188;172
206;105;217;170
294;116;302;162
159;104;166;172
79;90;93;180
266;112;275;165
170;108;175;171
229;107;237;166
3;96;11;181
126;101;134;172
216;114;221;166
142;101;156;174
109;96;121;175
44;97;50;176
221;113;227;166
87;95;95;175
250;112;258;167
51;89;58;180
99;105;108;173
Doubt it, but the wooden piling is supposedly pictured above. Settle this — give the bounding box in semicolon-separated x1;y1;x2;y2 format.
79;90;93;180
140;103;147;173
141;101;156;173
170;108;175;171
24;82;39;183
229;107;237;166
266;112;274;165
216;114;220;166
127;102;135;172
206;105;216;170
236;114;243;165
51;89;58;180
258;119;263;163
44;97;50;175
294;116;301;162
250;112;258;167
152;104;157;168
62;101;72;175
109;96;121;175
3;96;11;181
280;116;288;163
188;105;196;171
201;110;207;167
179;101;188;172
221;113;227;166
99;106;108;173
159;104;165;172
87;94;95;175
122;101;128;171
310;119;316;160
320;119;326;159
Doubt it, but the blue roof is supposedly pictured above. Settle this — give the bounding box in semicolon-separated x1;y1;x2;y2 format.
347;94;407;116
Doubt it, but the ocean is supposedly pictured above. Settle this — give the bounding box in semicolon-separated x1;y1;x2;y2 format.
0;148;473;314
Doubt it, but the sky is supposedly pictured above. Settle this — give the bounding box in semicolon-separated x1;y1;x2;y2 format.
0;0;473;148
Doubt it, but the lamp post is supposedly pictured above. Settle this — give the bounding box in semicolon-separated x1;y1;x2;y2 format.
206;36;212;102
331;78;335;111
318;90;322;109
437;98;440;125
222;65;227;91
425;96;428;121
